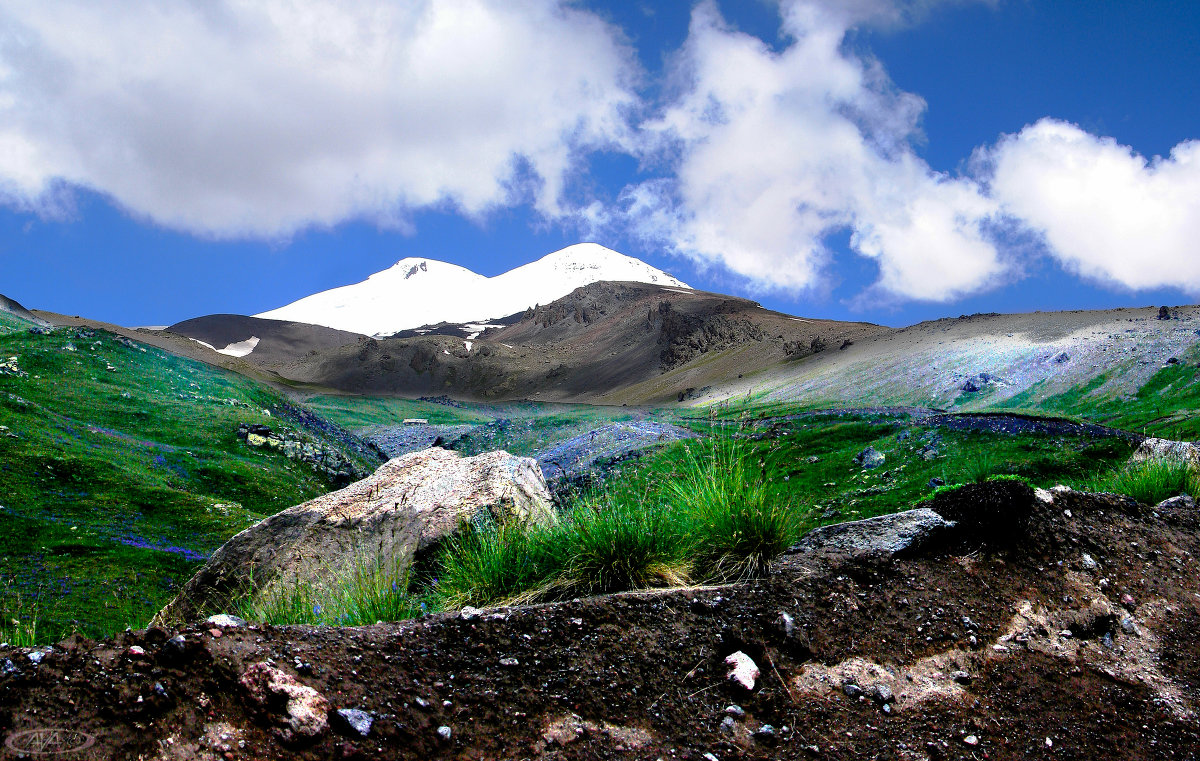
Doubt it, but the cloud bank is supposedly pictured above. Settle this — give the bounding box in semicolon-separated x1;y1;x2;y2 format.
983;119;1200;295
630;0;1004;302
0;0;636;236
0;0;1196;302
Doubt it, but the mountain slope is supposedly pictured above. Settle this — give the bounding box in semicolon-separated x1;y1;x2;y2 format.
0;293;50;331
254;243;689;336
266;281;887;403
164;314;365;370
0;322;382;640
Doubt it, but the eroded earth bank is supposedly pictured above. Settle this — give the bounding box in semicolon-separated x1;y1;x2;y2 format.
2;481;1200;760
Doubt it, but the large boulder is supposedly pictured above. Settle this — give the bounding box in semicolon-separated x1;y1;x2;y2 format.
155;448;553;624
1128;438;1200;472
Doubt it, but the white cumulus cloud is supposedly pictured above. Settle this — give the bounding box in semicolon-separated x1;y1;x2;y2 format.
627;0;1005;303
0;0;636;237
983;118;1200;294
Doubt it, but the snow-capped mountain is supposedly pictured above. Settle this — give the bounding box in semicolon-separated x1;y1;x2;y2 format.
255;243;690;336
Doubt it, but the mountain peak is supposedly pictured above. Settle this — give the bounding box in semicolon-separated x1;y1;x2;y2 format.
255;244;688;336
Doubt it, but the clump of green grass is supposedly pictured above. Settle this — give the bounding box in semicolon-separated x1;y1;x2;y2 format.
433;439;806;608
954;447;1003;484
668;442;809;580
238;555;424;627
0;605;40;648
436;519;559;608
1091;460;1199;505
555;496;690;593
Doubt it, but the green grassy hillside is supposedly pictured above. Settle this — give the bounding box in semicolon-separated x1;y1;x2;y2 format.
0;325;379;643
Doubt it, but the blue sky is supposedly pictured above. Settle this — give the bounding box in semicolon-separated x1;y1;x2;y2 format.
0;0;1197;328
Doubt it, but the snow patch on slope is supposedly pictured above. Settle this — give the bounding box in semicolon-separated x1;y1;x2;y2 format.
217;336;260;357
254;243;689;336
186;336;260;358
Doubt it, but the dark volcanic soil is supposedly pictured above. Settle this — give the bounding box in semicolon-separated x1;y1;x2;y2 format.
2;483;1199;759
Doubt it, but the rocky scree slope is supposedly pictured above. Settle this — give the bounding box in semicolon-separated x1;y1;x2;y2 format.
3;481;1199;759
741;304;1200;416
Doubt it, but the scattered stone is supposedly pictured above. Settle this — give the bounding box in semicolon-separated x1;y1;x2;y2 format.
842;682;863;699
26;651;45;665
951;671;972;685
499;657;520;667
724;705;745;718
1053;352;1071;364
162;635;189;660
460;606;483;620
1;658;20;677
777;611;795;637
725;651;759;691
854;446;885;469
805;455;820;464
964;735;979;746
1157;306;1171;320
1080;553;1099;572
720;716;736;733
754;724;777;741
1166;357;1181;365
920;445;939;461
437;726;453;742
703;753;720;761
788;508;956;557
334;708;374;737
239;662;330;744
1120;594;1136;609
206;614;247;628
128;645;146;656
1120;614;1139;635
928;477;945;489
0;356;27;378
867;684;894;704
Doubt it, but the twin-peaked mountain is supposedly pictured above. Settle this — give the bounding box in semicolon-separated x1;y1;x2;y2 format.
161;244;881;404
254;243;690;337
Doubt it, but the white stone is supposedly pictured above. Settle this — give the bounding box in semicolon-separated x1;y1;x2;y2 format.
724;651;760;691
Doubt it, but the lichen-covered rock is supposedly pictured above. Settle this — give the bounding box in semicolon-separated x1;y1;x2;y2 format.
240;662;329;744
155;448;554;624
787;508;954;557
1129;438;1200;472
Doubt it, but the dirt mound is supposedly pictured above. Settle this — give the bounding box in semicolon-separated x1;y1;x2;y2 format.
3;483;1199;759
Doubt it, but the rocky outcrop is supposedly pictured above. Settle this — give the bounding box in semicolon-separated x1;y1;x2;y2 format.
536;421;696;499
237;423;365;485
155;448;554;625
1128;437;1200;472
787;508;955;557
653;300;767;370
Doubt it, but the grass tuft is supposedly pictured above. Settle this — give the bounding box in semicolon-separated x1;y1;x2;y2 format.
669;442;809;580
237;555;424;627
436;520;559;608
1091;460;1199;505
555;496;690;593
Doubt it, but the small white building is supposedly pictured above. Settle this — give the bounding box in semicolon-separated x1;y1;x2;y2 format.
402;418;429;426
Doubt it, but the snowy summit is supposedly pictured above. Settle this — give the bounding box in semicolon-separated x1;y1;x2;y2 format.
255;243;689;336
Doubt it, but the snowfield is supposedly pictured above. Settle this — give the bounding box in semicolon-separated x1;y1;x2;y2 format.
254;243;689;336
